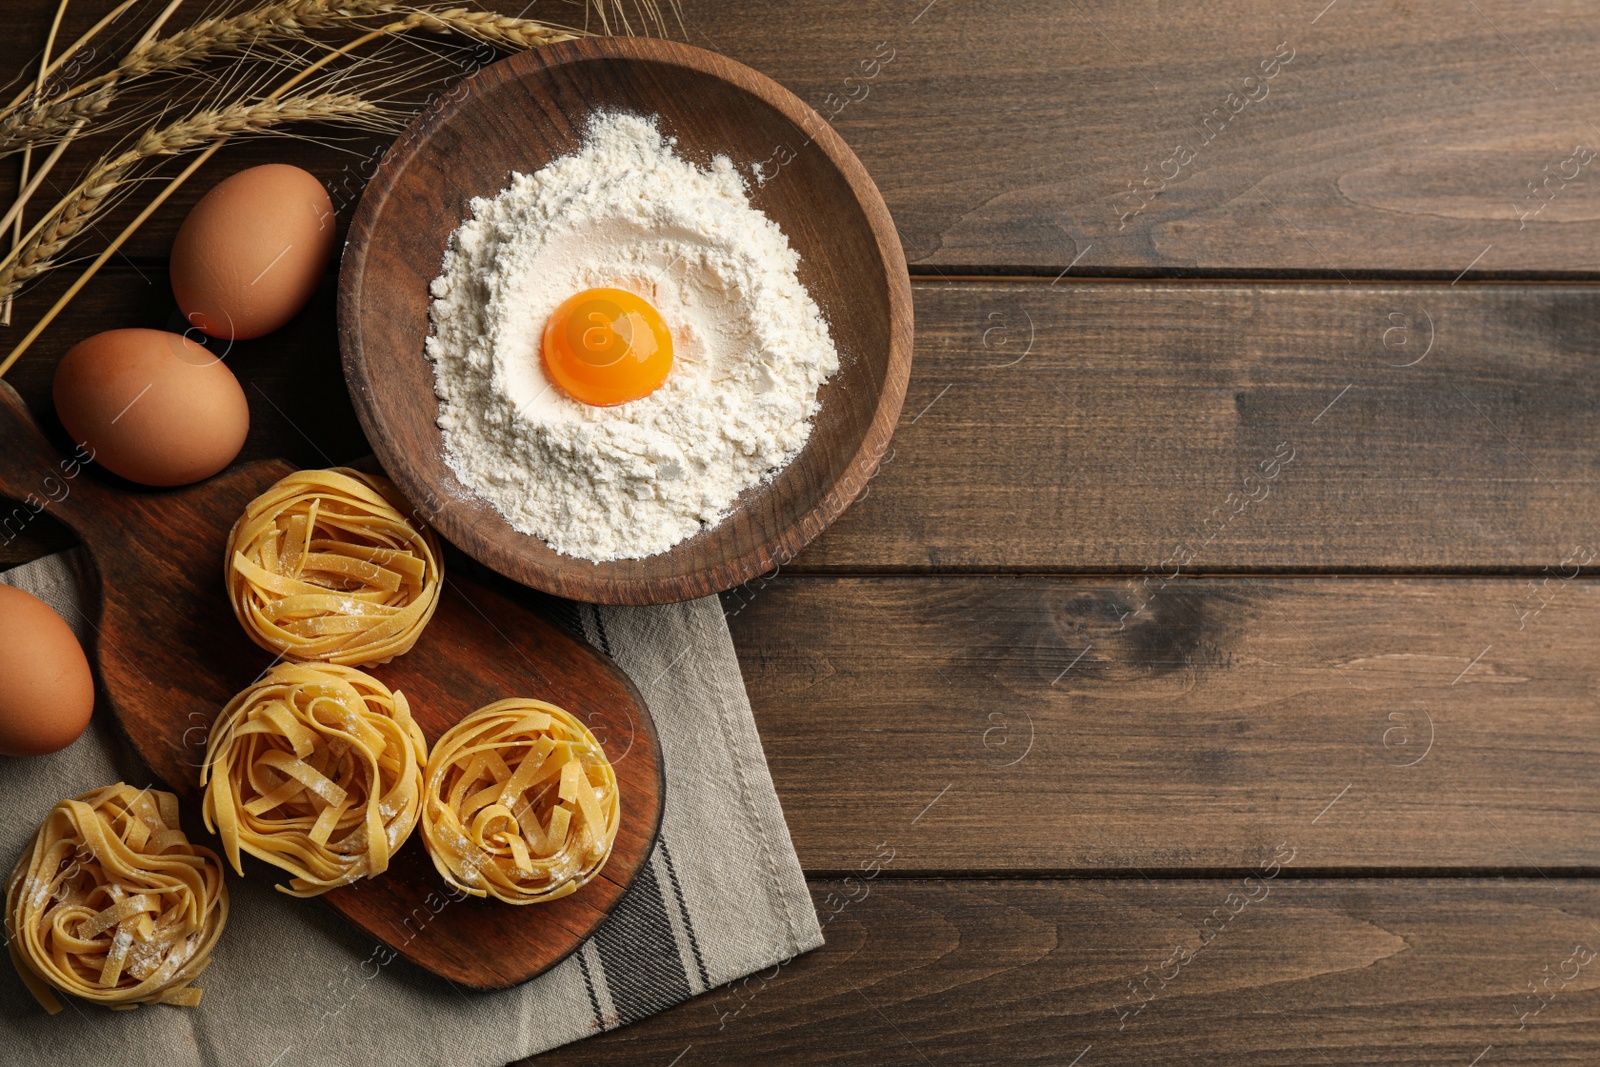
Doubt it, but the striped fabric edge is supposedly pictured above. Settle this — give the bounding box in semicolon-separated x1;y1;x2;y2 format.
574;605;710;1031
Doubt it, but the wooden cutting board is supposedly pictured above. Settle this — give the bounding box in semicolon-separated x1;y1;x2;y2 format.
0;382;663;990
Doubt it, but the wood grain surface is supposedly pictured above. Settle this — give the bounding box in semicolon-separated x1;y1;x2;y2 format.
528;878;1600;1066
729;575;1600;872
340;37;912;604
793;282;1600;572
11;274;1600;574
0;384;663;989
2;0;1598;1063
7;2;1600;276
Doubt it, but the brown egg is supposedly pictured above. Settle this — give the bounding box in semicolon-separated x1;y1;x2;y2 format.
53;328;249;487
170;164;334;340
0;586;94;756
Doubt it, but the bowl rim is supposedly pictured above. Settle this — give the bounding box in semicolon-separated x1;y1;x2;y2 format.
338;36;914;604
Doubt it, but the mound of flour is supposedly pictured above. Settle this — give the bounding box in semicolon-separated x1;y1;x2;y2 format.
425;113;840;561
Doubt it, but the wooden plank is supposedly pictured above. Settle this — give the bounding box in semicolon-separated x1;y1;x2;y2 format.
782;281;1600;572
525;877;1600;1065
6;1;1600;273
678;0;1600;275
729;576;1600;872
7;274;1600;572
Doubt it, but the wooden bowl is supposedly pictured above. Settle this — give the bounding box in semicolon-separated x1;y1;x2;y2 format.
339;37;913;605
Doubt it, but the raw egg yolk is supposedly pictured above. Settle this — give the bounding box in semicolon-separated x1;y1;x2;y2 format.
542;288;673;406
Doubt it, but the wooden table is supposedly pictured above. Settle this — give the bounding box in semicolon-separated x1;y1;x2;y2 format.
6;1;1600;1062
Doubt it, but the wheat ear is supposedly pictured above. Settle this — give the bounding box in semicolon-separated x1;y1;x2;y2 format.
0;4;587;373
2;0;141;116
2;0;191;323
0;93;385;301
0;1;408;152
398;8;580;48
0;85;117;151
4;0;71;326
0;12;411;376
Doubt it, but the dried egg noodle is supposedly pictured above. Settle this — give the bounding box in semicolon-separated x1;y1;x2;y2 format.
227;467;442;666
201;664;426;897
5;784;228;1013
421;699;620;904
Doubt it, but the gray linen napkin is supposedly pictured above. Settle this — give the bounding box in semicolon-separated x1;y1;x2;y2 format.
0;550;821;1065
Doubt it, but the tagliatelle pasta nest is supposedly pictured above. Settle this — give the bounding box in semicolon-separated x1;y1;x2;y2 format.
226;467;443;666
421;699;621;905
201;664;427;897
5;784;229;1013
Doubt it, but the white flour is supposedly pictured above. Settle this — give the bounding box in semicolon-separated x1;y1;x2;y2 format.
425;113;840;561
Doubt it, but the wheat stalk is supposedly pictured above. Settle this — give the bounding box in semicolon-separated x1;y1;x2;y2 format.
2;0;141;116
0;84;117;150
0;11;418;375
4;0;72;327
0;1;614;373
112;0;396;80
1;0;190;324
0;1;602;151
398;7;579;48
0;92;387;301
0;1;406;152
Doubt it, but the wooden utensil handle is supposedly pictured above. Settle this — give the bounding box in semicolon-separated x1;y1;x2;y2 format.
0;380;126;548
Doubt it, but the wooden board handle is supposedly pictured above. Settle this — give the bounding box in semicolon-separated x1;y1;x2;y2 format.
0;380;126;549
